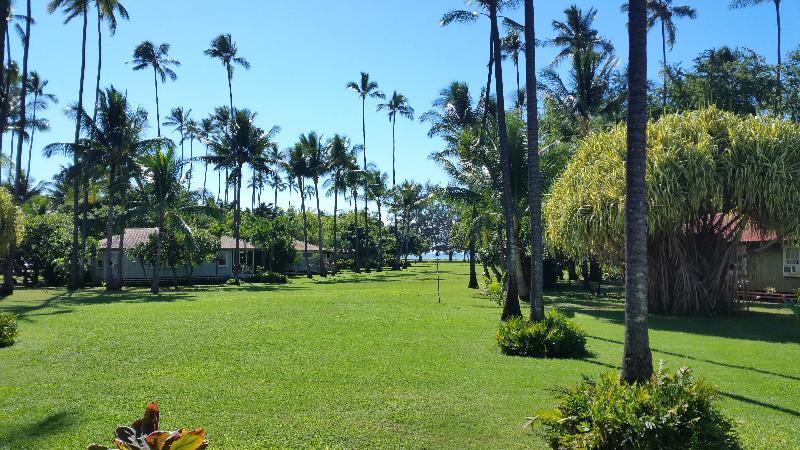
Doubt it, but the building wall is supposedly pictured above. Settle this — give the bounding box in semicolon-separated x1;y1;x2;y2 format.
744;245;800;293
95;250;237;281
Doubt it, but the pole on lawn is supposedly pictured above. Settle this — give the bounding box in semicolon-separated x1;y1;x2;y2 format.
436;251;441;304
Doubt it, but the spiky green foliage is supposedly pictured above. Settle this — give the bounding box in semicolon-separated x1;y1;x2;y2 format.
545;108;800;314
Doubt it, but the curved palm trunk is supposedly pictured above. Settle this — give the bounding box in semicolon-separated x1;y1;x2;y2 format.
525;0;544;322
299;176;311;278
621;0;653;384
68;8;89;291
104;168;116;289
376;200;383;272
151;210;165;294
25;92;38;181
490;3;521;321
314;177;326;276
332;177;339;275
353;189;361;273
775;0;782;115
468;204;479;289
233;168;242;283
152;68;161;137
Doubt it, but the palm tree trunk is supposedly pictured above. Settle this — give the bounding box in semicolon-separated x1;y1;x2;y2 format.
775;0;782;115
115;197;126;290
0;26;11;187
104;168;115;289
203;145;209;200
153;68;161;137
525;0;544;322
621;0;653;384
353;189;361;273
376;200;383;271
188;137;193;191
234;168;242;283
332;179;339;275
391;117;396;186
300;176;311;278
25;92;38;181
661;20;668;109
151;211;164;294
490;3;521;321
314;177;326;276
468;204;479;289
68;8;89;291
0;0;7;188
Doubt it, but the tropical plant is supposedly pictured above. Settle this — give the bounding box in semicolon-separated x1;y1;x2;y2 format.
324;134;353;275
303;131;328;276
92;0;129;151
287;140;313;278
163;106;191;173
129;41;179;136
0;188;23;295
533;364;741;449
347;72;385;272
496;311;587;358
0;312;18;347
47;0;89;290
366;169;389;270
377;91;414;187
25;72;58;181
87;402;208;450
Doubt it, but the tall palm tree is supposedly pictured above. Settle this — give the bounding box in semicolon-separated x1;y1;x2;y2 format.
344;159;364;274
185;118;198;191
204;33;249;203
198;117;214;199
129;41;179;136
299;131;328;277
622;1;696;108
324;134;352;275
265;144;285;207
347;72;384;272
287;141;313;278
44;87;163;290
92;0;129;138
202;108;275;284
549;5;613;67
163;106;191;174
621;0;653;384
377;91;414;187
730;0;783;113
48;0;90;290
524;0;543;323
25;72;58;181
501;26;523;99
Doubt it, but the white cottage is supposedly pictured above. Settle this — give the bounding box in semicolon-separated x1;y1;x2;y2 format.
95;228;260;283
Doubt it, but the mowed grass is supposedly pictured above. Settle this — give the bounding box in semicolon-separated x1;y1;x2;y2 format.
0;263;798;449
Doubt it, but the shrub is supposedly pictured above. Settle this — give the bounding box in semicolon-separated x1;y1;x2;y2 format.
87;402;208;450
496;311;588;358
533;363;741;450
251;271;288;284
0;313;18;348
485;281;503;306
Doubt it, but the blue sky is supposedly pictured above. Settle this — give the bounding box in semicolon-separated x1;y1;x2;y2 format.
13;0;800;211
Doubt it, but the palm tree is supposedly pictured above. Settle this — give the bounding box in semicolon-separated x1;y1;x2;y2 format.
730;0;783;113
300;131;329;277
129;41;179;136
367;169;389;271
549;5;613;67
377;91;414;187
44;87;164;290
202;109;276;284
136;147;182;294
324;134;352;275
347;72;384;272
163;106;191;174
198;117;214;199
25;72;58;181
523;0;543;323
344;159;364;274
265;144;285;207
48;0;90;290
501;26;523;98
287;141;313;278
185;118;198;191
621;0;653;384
92;0;129;137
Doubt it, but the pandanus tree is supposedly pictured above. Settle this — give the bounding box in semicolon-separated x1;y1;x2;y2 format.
25;72;58;181
347;72;384;272
201;109;276;284
730;0;783;113
129;41;179;137
48;0;91;290
44;87;166;290
287;141;313;278
324;134;353;275
622;0;696;108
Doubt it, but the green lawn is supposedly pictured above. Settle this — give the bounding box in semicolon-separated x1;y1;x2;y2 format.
0;263;798;449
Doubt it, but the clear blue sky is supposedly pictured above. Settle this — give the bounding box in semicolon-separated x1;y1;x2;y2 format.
13;0;800;212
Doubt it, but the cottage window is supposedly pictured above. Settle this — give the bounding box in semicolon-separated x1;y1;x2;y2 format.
217;252;229;268
783;244;800;276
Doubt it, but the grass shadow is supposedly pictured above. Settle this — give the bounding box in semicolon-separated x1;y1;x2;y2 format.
0;410;79;445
